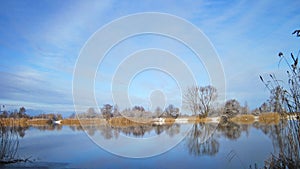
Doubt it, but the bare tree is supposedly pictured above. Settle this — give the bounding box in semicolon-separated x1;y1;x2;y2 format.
184;86;200;115
199;86;218;117
184;85;217;117
85;107;97;118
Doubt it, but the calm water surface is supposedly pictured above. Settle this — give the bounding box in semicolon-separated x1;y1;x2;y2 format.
2;122;294;169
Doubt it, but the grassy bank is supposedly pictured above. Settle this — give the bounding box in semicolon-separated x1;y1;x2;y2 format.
0;118;28;127
258;112;281;125
0;112;298;127
108;117;152;127
229;112;283;125
230;114;256;124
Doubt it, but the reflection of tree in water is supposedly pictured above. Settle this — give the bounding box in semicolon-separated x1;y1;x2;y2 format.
15;126;29;138
69;125;84;132
116;125;152;137
97;124;114;139
217;121;244;140
34;124;62;131
91;123;181;139
0;123;29;163
0;125;19;163
154;125;164;135
252;122;273;135
186;123;219;156
153;124;181;137
84;125;98;136
165;124;180;137
264;120;299;168
250;119;299;168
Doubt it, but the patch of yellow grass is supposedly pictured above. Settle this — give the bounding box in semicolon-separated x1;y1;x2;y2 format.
108;117;151;127
187;116;210;123
258;112;280;125
164;118;175;124
230;114;255;124
27;118;51;126
61;118;81;125
0;118;28;127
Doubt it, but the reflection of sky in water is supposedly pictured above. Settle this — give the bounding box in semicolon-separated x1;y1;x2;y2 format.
15;124;277;169
88;124;193;157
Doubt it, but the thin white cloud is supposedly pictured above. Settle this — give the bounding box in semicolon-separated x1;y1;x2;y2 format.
1;0;299;111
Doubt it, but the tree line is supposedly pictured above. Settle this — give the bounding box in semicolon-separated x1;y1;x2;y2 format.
0;106;63;121
74;104;180;120
0;86;280;121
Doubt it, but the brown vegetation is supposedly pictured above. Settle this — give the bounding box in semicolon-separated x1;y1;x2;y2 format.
187;116;214;123
108;117;151;127
0;112;295;128
27;119;51;126
0;118;28;127
230;114;256;125
258;112;280;125
164;118;176;124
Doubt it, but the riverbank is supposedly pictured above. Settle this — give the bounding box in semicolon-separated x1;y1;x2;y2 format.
0;112;298;127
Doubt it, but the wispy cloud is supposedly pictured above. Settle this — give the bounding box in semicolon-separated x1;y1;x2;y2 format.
0;0;299;112
0;71;71;106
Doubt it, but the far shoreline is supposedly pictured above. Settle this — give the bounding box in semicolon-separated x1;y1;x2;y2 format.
0;112;299;127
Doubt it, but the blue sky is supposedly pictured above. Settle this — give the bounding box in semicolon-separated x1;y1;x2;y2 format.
0;0;299;113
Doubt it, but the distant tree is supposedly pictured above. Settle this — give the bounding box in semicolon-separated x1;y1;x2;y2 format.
131;106;147;118
18;107;29;118
184;85;218;117
260;102;271;113
47;114;55;120
224;99;241;118
56;114;63;120
101;104;113;120
241;101;250;114
251;108;260;116
19;107;25;114
198;86;218;117
132;106;145;112
120;108;132;117
112;104;120;117
0;105;5;113
184;86;200;115
154;106;163;118
8;107;29;118
164;104;180;118
0;110;8;118
85;107;98;118
69;113;76;119
9;110;15;118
